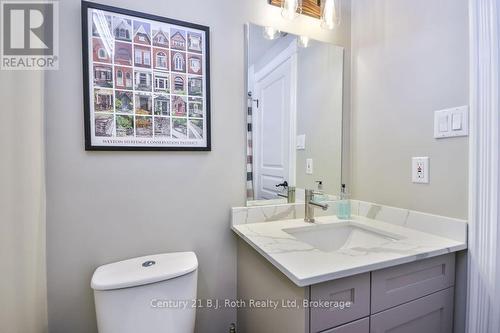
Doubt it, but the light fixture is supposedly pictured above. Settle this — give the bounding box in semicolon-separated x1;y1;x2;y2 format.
263;26;281;40
298;36;310;48
281;0;302;20
321;0;341;30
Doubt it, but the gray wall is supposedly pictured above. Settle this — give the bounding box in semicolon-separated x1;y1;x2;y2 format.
45;1;351;332
1;72;47;333
350;2;469;332
350;0;469;219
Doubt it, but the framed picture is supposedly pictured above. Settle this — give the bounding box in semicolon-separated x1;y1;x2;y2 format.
82;1;211;151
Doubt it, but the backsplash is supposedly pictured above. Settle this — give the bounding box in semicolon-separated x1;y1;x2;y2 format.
231;200;467;243
232;201;339;225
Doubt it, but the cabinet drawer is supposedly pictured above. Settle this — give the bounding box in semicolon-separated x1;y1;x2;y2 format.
370;287;454;333
371;254;455;313
322;317;369;333
310;273;370;333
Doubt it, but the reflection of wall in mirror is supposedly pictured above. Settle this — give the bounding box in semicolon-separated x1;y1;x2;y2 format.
296;41;343;196
247;24;344;200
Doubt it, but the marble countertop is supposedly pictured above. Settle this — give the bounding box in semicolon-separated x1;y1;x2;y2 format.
232;215;467;287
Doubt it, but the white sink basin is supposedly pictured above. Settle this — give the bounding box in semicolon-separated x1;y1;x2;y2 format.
283;222;403;252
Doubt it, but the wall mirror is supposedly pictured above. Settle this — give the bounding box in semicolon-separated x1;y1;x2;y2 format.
245;23;344;206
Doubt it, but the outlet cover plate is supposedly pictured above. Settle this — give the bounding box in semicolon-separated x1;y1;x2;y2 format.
412;157;430;184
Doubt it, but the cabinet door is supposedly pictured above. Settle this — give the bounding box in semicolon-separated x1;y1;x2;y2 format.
310;273;370;333
370;287;454;333
322;317;369;333
371;254;455;313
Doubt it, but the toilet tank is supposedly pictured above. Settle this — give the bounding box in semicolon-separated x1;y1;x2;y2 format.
91;252;198;333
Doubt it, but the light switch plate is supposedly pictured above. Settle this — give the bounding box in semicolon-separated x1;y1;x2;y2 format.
297;134;306;150
306;158;313;175
412;157;429;184
434;106;469;138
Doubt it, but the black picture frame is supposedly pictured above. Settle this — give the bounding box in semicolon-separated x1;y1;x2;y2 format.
82;1;211;151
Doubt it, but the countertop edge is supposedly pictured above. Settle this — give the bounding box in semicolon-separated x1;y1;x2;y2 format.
232;225;467;288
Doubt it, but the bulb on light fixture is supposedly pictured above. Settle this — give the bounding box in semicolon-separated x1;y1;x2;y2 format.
281;0;302;20
321;0;341;30
263;26;280;40
298;36;310;48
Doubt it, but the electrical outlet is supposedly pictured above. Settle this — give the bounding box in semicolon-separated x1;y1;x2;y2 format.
412;157;429;184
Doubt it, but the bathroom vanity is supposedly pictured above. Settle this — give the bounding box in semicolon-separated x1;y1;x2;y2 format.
232;201;467;333
240;23;467;333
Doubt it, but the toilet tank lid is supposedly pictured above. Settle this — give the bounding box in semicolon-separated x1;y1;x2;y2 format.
91;252;198;291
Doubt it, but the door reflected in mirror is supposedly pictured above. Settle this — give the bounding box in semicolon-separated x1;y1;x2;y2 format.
245;23;344;206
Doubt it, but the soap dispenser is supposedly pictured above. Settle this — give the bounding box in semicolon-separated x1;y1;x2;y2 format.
337;184;351;220
314;180;327;201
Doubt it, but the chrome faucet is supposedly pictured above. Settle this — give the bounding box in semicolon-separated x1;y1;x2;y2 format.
276;181;296;203
304;189;329;223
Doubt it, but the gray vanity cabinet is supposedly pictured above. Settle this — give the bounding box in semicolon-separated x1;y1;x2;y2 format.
371;254;455;313
322;318;370;333
237;239;457;333
310;273;370;332
370;287;454;333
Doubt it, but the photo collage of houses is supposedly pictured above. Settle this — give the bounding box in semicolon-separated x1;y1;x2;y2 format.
90;9;206;145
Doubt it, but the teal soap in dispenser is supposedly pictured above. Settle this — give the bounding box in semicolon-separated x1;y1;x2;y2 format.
337;184;351;220
314;180;328;202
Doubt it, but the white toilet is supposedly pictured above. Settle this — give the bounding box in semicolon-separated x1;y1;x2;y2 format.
91;252;198;333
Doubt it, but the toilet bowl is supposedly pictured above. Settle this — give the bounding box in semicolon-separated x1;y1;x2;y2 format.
91;252;198;333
